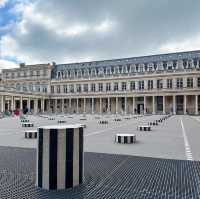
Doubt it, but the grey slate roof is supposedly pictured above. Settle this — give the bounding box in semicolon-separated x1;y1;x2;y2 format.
54;50;200;71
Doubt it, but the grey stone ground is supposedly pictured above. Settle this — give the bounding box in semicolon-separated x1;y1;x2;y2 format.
0;146;200;199
0;114;200;198
0;114;200;160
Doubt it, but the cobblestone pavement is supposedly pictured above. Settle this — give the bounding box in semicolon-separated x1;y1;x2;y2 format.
0;146;200;199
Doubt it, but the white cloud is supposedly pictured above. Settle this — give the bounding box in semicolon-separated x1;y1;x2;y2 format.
0;59;19;70
159;34;200;53
0;0;8;8
1;0;200;68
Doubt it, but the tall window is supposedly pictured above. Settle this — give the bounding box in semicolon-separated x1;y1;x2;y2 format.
114;82;118;91
167;79;173;89
130;81;135;90
98;83;103;92
36;70;40;76
148;80;153;90
176;78;183;89
83;84;88;92
76;84;81;92
157;79;163;89
106;83;111;91
57;85;60;93
138;81;144;90
63;85;68;93
187;77;193;88
69;84;74;93
51;86;54;93
91;83;96;92
197;77;200;87
122;82;127;91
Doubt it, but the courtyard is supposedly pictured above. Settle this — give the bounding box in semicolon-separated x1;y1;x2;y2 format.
0;114;199;198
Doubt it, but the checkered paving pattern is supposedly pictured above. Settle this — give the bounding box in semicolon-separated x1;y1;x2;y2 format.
0;146;200;198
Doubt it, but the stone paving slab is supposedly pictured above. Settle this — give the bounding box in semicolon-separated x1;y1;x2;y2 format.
0;146;200;199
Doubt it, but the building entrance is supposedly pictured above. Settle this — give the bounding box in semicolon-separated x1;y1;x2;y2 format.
156;96;163;112
176;96;184;114
137;104;144;114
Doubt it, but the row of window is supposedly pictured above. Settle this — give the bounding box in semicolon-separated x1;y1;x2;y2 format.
51;77;200;93
14;84;48;93
56;59;200;79
4;69;48;79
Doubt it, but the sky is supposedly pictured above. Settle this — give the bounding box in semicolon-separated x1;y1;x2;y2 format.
0;0;200;70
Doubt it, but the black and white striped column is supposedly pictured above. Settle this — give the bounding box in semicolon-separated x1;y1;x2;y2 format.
36;124;84;190
115;134;136;144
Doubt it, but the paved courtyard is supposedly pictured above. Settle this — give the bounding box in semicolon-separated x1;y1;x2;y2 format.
0;114;200;198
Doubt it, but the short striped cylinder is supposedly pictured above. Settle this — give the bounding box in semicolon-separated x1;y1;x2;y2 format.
137;125;151;131
48;118;55;120
57;120;66;124
114;118;121;121
36;124;84;190
21;119;29;123
148;121;158;126
115;134;136;144
99;120;108;124
25;130;37;139
22;123;34;127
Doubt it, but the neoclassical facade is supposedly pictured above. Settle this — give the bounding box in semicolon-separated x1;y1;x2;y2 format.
1;50;200;115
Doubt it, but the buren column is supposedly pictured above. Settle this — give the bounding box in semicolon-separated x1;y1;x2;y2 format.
36;124;84;190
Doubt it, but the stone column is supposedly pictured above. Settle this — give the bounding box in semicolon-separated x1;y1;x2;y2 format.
1;96;4;112
173;95;176;115
11;96;14;111
13;98;16;111
47;99;51;113
92;98;94;114
27;97;31;112
83;98;86;114
41;99;45;113
124;97;127;114
34;99;38;114
37;125;84;190
69;98;72;114
61;99;65;113
20;96;23;111
116;97;118;114
55;99;57;113
184;95;187;115
163;96;166;114
76;98;79;114
132;97;135;114
152;96;155;114
144;96;146;114
195;95;198;115
100;98;102;114
107;97;110;113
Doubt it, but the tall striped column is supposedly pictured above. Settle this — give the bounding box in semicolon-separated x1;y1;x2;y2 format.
36;124;84;190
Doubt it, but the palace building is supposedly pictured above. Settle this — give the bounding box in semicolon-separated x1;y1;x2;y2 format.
1;50;200;115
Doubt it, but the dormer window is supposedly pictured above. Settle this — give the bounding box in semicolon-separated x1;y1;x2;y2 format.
114;66;120;74
188;60;193;69
98;67;104;76
153;62;157;70
183;60;187;69
167;61;173;70
193;59;198;68
144;63;148;71
173;61;177;69
148;63;154;71
163;62;167;70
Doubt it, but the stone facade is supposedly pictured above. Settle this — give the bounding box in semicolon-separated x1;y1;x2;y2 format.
1;50;200;115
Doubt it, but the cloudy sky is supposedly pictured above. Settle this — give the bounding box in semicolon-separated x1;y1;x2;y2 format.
0;0;200;69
